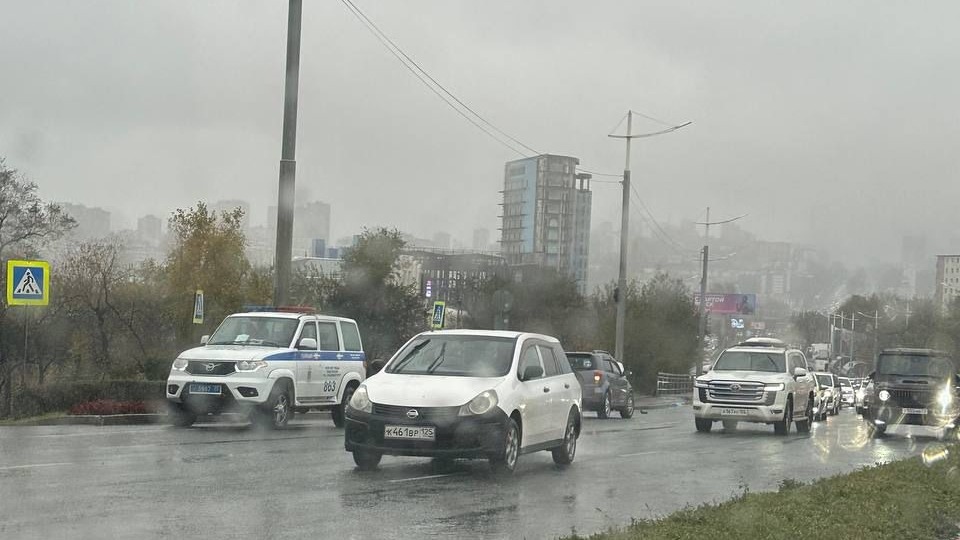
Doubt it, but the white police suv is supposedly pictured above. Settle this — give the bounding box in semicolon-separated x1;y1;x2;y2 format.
166;307;366;429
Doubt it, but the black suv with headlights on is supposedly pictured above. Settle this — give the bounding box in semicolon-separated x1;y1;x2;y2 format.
862;348;960;437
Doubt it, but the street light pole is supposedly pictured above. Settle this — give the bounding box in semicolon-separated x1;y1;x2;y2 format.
273;0;303;306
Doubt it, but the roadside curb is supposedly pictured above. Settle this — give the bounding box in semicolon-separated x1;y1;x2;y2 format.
20;414;167;427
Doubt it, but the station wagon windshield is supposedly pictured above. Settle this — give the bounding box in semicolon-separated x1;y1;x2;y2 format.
713;351;785;373
386;336;516;377
877;355;956;378
207;317;299;347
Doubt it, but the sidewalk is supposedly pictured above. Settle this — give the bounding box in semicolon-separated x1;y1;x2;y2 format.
635;393;690;411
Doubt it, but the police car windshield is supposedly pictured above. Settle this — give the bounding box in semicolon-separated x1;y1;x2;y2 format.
387;335;516;377
208;316;299;347
877;355;955;378
713;351;786;373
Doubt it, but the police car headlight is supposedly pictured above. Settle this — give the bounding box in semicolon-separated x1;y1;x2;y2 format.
459;390;498;416
878;390;890;402
349;386;372;413
236;360;268;372
172;358;188;371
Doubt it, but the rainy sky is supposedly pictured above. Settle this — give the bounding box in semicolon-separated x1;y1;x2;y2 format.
2;1;959;264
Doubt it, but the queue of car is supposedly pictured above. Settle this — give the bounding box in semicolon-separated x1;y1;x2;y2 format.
166;307;960;474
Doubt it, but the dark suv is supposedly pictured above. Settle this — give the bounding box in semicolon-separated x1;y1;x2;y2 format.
566;351;634;419
862;348;960;437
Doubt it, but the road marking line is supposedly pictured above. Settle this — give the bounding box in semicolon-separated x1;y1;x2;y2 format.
0;462;74;471
618;451;659;458
389;472;465;484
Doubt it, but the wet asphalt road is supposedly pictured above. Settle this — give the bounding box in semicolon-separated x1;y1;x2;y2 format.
0;406;946;540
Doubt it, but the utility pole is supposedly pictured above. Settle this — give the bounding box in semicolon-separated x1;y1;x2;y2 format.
607;111;691;362
611;111;633;363
272;0;303;306
694;208;745;375
849;312;857;367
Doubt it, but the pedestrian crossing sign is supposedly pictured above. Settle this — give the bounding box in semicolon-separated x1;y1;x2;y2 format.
6;259;50;306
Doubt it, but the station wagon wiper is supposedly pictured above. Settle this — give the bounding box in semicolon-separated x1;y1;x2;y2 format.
388;339;431;373
425;343;448;373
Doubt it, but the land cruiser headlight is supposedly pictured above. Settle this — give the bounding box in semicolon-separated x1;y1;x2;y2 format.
349;386;372;413
878;390;890;402
937;386;954;408
694;378;709;388
764;383;785;392
172;358;188;371
459;390;498;416
236;360;268;372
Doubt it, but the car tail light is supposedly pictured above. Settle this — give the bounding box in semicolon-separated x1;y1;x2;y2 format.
594;370;603;384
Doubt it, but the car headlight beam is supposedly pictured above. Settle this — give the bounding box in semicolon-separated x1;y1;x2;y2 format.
878;389;890;402
938;386;954;408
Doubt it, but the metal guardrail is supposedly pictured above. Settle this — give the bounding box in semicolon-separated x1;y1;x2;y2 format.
656;372;694;396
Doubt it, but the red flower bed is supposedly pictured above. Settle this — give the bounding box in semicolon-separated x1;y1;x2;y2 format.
68;399;148;416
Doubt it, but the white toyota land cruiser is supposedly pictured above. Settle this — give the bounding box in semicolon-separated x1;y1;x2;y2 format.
693;337;816;435
166;307;366;429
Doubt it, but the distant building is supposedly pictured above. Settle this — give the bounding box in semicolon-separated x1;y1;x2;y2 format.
498;154;592;293
935;255;960;310
398;248;509;304
61;203;111;240
268;200;331;258
136;214;162;244
432;231;452;250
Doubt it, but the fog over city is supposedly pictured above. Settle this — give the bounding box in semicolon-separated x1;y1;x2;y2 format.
3;1;960;267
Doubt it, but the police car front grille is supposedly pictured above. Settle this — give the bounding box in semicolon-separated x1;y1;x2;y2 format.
185;361;236;376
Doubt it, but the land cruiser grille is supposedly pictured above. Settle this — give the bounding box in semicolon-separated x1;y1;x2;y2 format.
889;388;934;409
706;381;765;403
185;361;236;376
372;403;460;423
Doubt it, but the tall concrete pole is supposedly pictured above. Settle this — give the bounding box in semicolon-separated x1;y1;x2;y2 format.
273;0;303;306
696;208;710;376
614;111;633;362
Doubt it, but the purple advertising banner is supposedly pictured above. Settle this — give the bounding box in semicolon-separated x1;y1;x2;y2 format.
693;293;757;314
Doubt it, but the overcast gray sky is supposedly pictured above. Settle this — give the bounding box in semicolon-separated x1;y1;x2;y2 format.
2;1;958;264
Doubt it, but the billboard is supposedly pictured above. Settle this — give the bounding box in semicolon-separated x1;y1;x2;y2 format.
693;293;757;315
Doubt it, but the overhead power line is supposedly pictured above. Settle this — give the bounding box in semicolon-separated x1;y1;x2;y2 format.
339;0;539;157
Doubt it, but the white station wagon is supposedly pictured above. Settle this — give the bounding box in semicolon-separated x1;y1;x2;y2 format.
344;330;582;473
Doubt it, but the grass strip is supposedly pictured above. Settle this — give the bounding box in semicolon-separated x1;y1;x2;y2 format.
565;444;960;540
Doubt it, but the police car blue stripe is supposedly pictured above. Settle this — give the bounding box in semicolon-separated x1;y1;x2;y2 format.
263;351;366;361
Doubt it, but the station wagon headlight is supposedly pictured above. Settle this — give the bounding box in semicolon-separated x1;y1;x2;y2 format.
236;360;268;372
349;386;372;413
459;390;498;416
878;390;891;402
172;358;188;371
764;383;785;392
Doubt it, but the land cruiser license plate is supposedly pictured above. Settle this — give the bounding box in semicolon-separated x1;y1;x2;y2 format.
718;408;749;416
903;408;928;415
384;425;435;441
189;383;221;395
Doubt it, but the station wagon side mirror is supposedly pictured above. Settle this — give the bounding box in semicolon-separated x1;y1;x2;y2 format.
521;365;544;381
200;335;209;345
298;337;318;350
